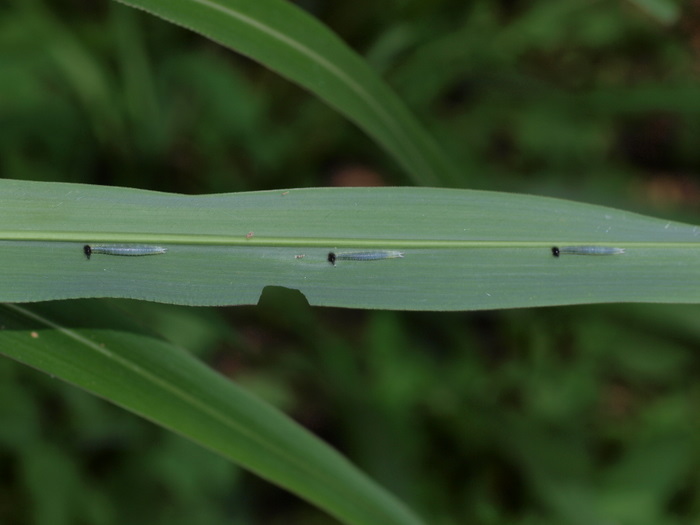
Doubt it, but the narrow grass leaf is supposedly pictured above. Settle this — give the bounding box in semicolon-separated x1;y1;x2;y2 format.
112;0;458;185
1;180;699;310
0;300;426;525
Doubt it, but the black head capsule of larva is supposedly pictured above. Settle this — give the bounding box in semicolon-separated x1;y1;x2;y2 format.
84;245;92;260
551;247;560;257
327;252;337;266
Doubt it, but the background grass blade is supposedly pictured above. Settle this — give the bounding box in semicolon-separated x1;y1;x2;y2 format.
111;0;458;186
0;300;426;525
1;179;699;309
626;0;680;25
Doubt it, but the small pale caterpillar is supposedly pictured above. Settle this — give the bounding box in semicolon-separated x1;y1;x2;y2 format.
551;246;625;257
84;244;168;260
328;250;404;265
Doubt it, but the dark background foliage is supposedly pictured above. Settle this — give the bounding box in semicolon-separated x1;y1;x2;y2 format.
1;0;699;523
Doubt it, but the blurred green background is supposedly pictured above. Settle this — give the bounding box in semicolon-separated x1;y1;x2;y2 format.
1;0;700;523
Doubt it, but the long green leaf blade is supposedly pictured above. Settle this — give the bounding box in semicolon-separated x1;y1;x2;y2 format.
2;180;700;309
111;0;457;186
0;301;425;525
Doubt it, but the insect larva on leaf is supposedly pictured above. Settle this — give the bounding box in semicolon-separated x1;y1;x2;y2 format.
84;244;168;260
327;250;404;266
551;246;625;257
